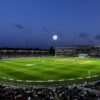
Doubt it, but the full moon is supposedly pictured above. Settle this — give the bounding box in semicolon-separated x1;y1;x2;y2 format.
53;35;58;41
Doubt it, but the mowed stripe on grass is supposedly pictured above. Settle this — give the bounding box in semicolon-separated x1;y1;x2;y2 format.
0;57;100;81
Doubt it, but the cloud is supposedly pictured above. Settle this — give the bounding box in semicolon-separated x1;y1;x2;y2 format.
42;27;49;32
78;32;94;44
42;27;63;37
14;24;32;33
79;32;89;38
14;24;24;30
95;34;100;40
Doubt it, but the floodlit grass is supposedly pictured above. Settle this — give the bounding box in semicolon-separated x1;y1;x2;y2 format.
0;57;100;84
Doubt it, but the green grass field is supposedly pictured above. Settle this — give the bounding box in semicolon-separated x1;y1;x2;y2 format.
0;57;100;84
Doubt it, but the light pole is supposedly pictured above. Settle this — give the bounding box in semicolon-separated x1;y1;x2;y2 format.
52;34;58;56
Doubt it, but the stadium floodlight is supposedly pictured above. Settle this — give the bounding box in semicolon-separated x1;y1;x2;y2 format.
52;35;58;41
52;34;58;56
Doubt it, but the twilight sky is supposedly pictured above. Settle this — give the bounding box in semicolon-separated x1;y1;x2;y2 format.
0;0;100;48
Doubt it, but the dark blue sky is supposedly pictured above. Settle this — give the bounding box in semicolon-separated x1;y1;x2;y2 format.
0;0;100;48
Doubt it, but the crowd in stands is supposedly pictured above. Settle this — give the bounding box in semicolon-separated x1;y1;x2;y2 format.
0;83;100;100
55;86;99;100
83;81;100;91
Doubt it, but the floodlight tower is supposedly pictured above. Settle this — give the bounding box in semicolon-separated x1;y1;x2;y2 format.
52;34;58;47
42;27;59;56
52;34;58;56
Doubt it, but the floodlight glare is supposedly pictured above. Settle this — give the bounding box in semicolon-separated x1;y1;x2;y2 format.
53;35;58;41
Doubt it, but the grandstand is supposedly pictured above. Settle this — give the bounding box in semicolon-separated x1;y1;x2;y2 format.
0;48;50;58
55;45;100;57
